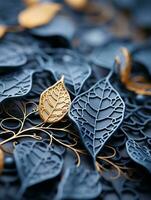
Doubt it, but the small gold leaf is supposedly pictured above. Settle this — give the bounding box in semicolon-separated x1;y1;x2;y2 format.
0;148;4;174
115;47;151;96
65;0;88;10
115;47;132;85
18;3;61;28
0;25;7;38
24;0;39;6
39;76;71;123
126;77;151;96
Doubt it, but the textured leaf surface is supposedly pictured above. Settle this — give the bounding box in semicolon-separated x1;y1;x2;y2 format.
14;141;63;195
39;76;71;123
126;139;151;173
69;77;125;159
57;166;102;200
0;69;33;102
45;49;91;96
0;41;27;69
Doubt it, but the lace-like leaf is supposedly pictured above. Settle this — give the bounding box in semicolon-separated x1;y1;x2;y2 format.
45;49;91;96
14;141;63;196
69;76;125;159
0;69;33;102
39;76;71;123
57;166;102;200
126;139;151;173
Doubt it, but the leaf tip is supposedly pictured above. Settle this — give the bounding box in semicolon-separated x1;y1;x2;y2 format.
60;75;65;83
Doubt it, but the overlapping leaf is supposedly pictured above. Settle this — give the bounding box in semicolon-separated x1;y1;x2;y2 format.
45;49;91;96
121;103;151;140
0;149;4;174
0;25;7;38
89;39;133;69
39;76;71;123
14;141;63;197
57;166;102;200
18;3;61;28
0;41;27;69
126;139;151;173
69;76;125;159
0;69;33;102
31;15;76;40
65;0;87;10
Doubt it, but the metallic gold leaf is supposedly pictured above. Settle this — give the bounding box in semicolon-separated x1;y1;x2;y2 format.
39;76;71;123
115;47;132;85
115;47;151;96
18;3;61;28
24;0;39;6
0;25;7;38
65;0;88;10
126;79;151;95
0;148;4;174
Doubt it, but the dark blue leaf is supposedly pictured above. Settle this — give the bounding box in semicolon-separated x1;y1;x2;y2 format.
0;69;33;102
89;39;133;69
56;166;102;200
69;76;125;159
45;49;91;96
126;139;151;173
0;41;27;70
14;141;63;197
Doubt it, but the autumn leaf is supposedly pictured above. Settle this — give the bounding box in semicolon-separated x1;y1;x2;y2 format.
18;3;61;28
39;76;71;123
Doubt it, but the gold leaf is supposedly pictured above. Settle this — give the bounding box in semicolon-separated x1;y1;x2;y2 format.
65;0;88;10
18;3;61;28
0;25;7;38
39;76;71;123
0;148;4;174
115;47;132;85
24;0;39;6
126;77;151;96
115;47;151;96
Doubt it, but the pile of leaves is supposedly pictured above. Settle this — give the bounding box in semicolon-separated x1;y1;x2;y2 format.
0;0;151;199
